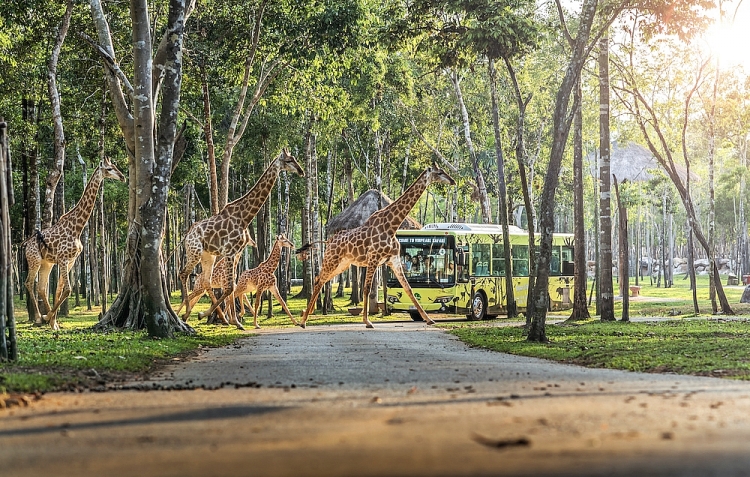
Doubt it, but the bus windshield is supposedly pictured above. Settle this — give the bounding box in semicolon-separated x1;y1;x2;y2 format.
387;235;455;287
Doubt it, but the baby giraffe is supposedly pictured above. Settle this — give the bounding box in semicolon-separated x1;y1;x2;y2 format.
176;255;239;325
230;234;299;329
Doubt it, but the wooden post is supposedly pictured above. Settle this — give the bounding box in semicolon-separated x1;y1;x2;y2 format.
0;119;18;361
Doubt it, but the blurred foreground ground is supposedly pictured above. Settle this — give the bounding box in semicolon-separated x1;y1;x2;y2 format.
2;321;750;476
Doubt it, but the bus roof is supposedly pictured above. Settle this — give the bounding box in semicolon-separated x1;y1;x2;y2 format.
396;223;573;242
421;223;526;234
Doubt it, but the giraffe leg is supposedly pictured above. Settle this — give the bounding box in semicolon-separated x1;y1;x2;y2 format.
184;253;215;321
47;259;75;331
204;256;244;330
36;262;54;325
240;293;251;317
178;252;205;321
270;284;299;326
177;285;207;319
387;255;434;325
300;260;351;328
253;290;263;329
361;264;378;329
24;253;42;324
225;258;242;330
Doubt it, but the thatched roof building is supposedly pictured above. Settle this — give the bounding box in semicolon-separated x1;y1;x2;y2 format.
326;189;421;237
586;142;700;184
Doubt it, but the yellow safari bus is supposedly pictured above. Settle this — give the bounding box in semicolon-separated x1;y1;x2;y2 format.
386;223;574;321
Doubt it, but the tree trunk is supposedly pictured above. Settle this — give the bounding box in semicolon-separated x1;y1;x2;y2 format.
22;99;40;320
93;0;193;335
200;62;220;215
708;60;718;313
614;175;629;322
502;58;536;323
488;60;516;317
569;79;590;321
528;0;598;342
450;69;492;223
42;0;73;229
1;119;18;361
598;34;615;322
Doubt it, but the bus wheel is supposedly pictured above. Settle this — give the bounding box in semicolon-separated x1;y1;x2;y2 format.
409;311;424;322
469;292;487;321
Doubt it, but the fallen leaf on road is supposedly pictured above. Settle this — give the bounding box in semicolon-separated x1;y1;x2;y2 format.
471;433;531;449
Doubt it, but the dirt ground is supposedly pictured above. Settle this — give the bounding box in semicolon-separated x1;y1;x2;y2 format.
3;321;750;476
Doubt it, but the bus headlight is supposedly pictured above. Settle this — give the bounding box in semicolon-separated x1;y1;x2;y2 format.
387;295;399;304
433;296;452;304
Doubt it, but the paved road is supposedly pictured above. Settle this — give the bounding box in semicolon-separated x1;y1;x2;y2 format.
3;321;750;476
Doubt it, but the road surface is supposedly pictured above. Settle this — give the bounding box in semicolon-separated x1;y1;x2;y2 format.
2;321;750;476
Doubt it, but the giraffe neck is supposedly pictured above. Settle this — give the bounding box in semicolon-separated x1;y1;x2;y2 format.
63;169;104;239
372;170;430;233
223;161;280;227
260;240;284;271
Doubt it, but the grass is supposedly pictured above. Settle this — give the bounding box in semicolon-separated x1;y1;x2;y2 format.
449;319;750;378
446;276;750;379
2;275;749;392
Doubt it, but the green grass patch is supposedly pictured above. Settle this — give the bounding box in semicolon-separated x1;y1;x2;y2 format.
449;319;750;378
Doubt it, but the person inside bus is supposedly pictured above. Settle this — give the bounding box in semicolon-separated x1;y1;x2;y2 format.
411;255;421;273
403;253;413;272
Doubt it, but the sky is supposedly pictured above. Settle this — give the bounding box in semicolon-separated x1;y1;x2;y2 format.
702;0;750;71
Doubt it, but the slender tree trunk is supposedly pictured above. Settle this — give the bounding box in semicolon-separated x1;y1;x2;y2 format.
569;79;590;321
200;62;219;215
488;60;516;317
614;175;629;321
343;151;359;305
1;119;18;361
42;0;73;229
502;57;536;322
708;60;718;313
450;69;492;223
598;34;615;322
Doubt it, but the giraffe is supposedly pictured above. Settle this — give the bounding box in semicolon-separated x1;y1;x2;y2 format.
178;148;303;329
299;164;455;329
24;157;126;330
175;255;241;325
226;234;299;329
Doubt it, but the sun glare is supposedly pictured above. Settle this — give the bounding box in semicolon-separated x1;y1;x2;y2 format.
702;3;750;71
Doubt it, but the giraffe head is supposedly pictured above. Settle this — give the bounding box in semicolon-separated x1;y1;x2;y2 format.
276;148;304;177
98;156;127;182
275;234;294;250
426;163;456;186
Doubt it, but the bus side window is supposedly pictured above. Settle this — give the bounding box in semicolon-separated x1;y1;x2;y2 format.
512;245;529;277
561;246;574;275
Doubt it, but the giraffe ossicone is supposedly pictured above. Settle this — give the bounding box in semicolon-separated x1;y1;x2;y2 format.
24;157;126;330
300;163;455;329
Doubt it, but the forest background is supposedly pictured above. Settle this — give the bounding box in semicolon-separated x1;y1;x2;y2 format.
0;0;748;344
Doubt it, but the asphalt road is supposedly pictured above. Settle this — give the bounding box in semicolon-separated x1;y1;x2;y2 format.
3;321;750;476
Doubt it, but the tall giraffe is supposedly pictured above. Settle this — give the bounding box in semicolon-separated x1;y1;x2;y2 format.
299;164;455;329
178;148;303;329
227;234;299;329
24;157;126;330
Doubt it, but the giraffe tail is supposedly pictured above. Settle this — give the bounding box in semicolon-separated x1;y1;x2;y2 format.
35;229;49;249
294;243;315;260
